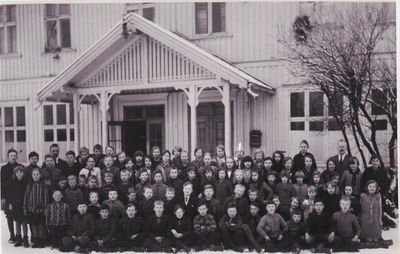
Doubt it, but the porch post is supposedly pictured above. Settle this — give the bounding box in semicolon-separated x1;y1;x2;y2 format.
223;82;231;157
100;91;108;147
73;93;80;154
188;86;197;158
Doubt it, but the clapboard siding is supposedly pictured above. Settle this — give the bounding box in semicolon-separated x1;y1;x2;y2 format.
166;92;189;151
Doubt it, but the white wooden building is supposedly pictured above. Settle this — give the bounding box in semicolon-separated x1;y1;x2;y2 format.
0;2;395;166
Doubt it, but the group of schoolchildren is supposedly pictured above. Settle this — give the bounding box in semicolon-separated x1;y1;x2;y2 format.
0;139;396;253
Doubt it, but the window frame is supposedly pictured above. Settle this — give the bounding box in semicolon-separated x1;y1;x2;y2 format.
0;5;18;56
193;2;228;38
42;102;75;149
43;4;72;53
126;3;155;22
0;104;27;163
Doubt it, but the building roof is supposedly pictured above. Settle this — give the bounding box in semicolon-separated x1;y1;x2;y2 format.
37;13;275;102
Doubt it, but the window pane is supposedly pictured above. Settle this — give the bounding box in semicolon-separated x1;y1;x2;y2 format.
329;95;343;116
7;26;16;53
371;89;386;115
374;119;387;130
212;3;226;33
195;3;208;34
70;128;75;141
56;104;66;125
17;130;25;142
60;19;71;48
146;106;164;118
69;103;74;124
0;27;4;54
290;121;305;131
44;129;54;142
143;7;155;21
125;107;143;120
309;121;324;131
290;92;304;117
5;107;13;126
44;105;53;125
59;4;70;15
6;5;16;22
328;119;341;131
57;129;67;141
5;130;14;142
16;106;25;126
309;91;323;116
45;4;57;18
149;123;162;149
46;20;58;51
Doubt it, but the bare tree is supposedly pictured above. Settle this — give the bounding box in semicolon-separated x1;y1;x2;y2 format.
280;2;396;168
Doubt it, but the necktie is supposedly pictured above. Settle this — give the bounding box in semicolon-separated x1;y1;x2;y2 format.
339;155;343;163
185;196;189;205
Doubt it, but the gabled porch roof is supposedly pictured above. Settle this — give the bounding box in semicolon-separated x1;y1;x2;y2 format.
37;12;275;102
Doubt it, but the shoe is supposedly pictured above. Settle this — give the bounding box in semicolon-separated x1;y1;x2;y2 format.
31;239;40;248
74;246;81;252
23;236;29;247
254;245;262;253
14;235;22;247
233;247;244;252
131;247;146;252
181;245;191;253
210;244;224;251
8;234;16;244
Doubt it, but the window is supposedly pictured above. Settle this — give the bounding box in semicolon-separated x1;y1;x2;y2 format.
43;103;74;144
371;89;387;115
0;105;27;163
195;2;226;35
0;5;17;54
126;3;155;22
44;4;71;52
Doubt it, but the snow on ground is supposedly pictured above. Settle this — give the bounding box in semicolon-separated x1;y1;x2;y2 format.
1;213;399;254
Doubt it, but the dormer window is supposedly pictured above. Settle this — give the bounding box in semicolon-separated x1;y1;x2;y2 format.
44;4;71;52
195;2;226;35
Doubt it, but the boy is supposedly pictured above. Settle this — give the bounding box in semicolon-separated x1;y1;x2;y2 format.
178;182;198;218
126;187;138;207
24;151;39;183
164;187;177;216
101;188;125;220
168;204;195;252
83;176;99;203
92;144;104;167
320;181;340;216
118;203;146;252
64;150;80;177
60;202;95;253
343;185;361;217
185;167;201;197
76;147;90;170
167;168;184;198
152;170;168;200
331;198;361;252
101;155;120;185
286;208;305;254
64;175;84;216
55;176;68;194
45;190;71;249
304;198;334;253
87;192;101;220
242;202;263;252
200;184;223;222
88;205;117;252
275;170;296;216
293;171;308;204
257;200;289;252
223;184;249;216
218;202;244;252
193;201;222;251
117;169;133;205
138;186;155;218
41;154;63;189
100;172;116;202
178;151;190;177
143;200;173;252
214;168;234;205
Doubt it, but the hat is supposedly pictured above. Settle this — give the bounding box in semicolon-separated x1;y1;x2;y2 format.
203;184;214;191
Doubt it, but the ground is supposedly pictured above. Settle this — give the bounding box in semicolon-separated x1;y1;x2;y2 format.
1;213;399;254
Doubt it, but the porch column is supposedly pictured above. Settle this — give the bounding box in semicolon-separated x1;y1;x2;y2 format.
188;86;197;157
223;82;231;157
73;93;80;154
100;91;108;146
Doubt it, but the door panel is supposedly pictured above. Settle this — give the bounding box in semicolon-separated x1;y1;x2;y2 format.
124;121;146;157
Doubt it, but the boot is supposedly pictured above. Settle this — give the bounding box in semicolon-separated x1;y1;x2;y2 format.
23;236;29;247
14;235;22;247
32;238;40;248
8;233;16;244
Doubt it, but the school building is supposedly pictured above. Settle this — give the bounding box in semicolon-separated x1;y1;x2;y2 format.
0;2;395;166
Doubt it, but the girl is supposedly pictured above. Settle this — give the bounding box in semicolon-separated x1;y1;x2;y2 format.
361;154;390;197
293;171;307;204
281;196;300;221
241;155;254;184
249;169;273;202
343;185;361;217
225;156;237;183
360;180;382;242
233;169;249;193
320;181;340;216
151;146;162;167
9;166;29;247
262;157;274;183
190;147;205;172
271;150;284;172
115;151;127;170
215;145;226;168
253;149;265;171
321;159;337;184
283;156;293;175
156;150;172;182
23;168;49;248
198;152;213;175
302;155;314;185
311;171;323;195
339;157;363;196
302;185;317;221
79;155;102;187
133;151;145;173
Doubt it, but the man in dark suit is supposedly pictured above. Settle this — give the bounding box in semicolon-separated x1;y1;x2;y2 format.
328;139;350;176
42;143;68;172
